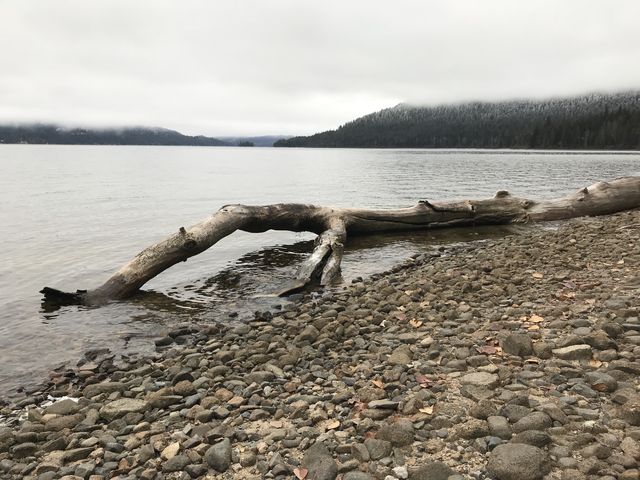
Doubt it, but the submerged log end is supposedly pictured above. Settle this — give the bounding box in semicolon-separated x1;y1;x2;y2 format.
40;287;88;307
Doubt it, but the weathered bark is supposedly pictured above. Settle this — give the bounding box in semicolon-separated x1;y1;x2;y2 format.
42;176;640;305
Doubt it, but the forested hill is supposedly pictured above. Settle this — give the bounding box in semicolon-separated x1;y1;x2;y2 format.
0;124;230;146
275;92;640;149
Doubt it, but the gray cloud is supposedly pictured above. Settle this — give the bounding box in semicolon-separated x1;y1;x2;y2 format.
1;0;639;135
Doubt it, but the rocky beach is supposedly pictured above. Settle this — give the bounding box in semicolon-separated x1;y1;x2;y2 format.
1;209;639;480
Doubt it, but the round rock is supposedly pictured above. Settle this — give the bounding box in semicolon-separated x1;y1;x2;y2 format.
487;443;550;480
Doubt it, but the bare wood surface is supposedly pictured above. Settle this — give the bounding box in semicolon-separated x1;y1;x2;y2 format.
42;176;640;305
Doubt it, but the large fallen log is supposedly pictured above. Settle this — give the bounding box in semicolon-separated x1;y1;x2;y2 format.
42;176;640;305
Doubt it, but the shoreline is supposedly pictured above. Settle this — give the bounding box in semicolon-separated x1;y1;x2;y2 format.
1;210;639;479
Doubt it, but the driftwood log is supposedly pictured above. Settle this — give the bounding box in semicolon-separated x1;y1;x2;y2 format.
42;176;640;306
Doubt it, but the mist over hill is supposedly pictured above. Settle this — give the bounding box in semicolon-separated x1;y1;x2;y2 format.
0;124;230;146
275;92;640;150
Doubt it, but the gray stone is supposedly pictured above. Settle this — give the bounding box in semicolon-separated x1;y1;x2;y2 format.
100;399;147;421
368;399;399;410
376;419;414;446
408;461;454;480
303;441;338;480
501;334;533;357
205;438;232;473
364;438;392;460
343;472;375;480
296;325;320;343
163;454;190;472
11;442;37;458
487;416;512;440
470;399;497;420
532;342;553;359
44;413;85;431
455;419;490;439
585;372;618;392
44;399;80;416
487;444;551;480
512;412;552;433
552;344;592;360
511;430;551;447
350;443;370;462
620;436;640;459
500;404;532;423
615;398;640;426
460;372;500;389
82;382;126;398
147;395;182;409
389;345;413;365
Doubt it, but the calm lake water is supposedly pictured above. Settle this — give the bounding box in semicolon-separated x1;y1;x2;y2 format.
1;145;639;397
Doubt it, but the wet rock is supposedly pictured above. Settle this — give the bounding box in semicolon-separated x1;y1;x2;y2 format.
487;444;551;480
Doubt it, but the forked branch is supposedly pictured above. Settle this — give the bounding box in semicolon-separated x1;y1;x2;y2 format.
41;176;640;306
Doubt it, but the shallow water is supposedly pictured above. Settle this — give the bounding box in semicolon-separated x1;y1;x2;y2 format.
1;145;639;396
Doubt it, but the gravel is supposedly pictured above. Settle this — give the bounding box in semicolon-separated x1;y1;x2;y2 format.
1;209;639;479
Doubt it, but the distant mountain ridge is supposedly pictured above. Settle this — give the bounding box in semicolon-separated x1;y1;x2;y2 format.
0;124;230;146
275;91;640;149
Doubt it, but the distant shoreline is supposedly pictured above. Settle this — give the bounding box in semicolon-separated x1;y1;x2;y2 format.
1;143;639;154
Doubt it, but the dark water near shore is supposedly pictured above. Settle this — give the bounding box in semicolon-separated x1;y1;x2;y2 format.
1;145;639;397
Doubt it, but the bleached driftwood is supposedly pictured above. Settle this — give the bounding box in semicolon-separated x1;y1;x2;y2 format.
41;176;640;305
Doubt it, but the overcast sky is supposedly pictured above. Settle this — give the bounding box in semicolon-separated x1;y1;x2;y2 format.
1;0;639;136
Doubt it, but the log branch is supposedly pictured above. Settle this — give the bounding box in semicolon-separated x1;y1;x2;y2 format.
42;176;640;306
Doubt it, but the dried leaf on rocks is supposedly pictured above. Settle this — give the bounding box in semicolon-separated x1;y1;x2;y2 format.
372;379;384;389
589;359;603;368
476;345;498;355
325;419;340;430
294;468;308;479
409;318;423;328
419;406;434;414
415;374;433;387
532;272;544;279
529;314;544;323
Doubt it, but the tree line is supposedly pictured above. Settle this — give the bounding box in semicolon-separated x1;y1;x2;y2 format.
275;92;640;149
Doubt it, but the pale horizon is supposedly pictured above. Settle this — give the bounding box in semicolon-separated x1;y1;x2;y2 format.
1;0;640;136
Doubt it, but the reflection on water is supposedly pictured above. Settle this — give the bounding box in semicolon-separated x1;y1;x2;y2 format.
0;145;639;396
